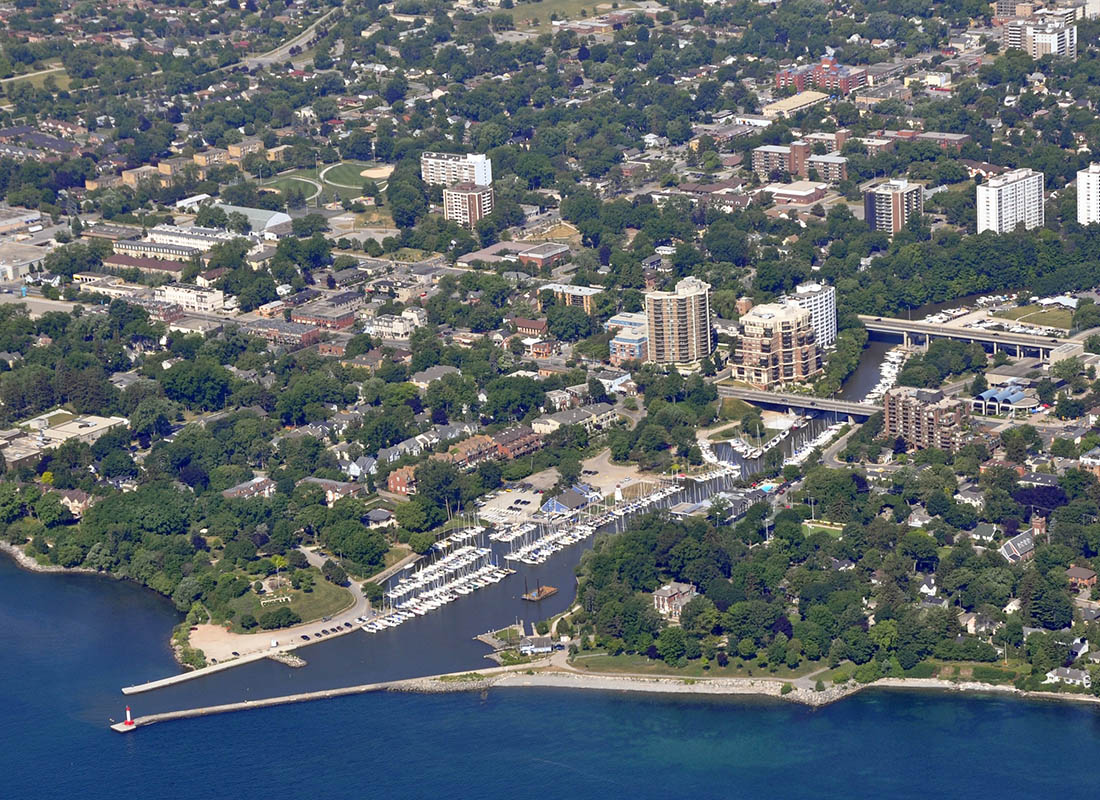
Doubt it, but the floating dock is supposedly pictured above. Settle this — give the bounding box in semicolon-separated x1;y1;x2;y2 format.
521;585;558;602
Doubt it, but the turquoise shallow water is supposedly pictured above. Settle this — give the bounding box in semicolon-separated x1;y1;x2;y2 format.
3;555;1098;799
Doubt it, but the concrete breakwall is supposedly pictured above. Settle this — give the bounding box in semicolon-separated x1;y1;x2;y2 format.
112;673;508;732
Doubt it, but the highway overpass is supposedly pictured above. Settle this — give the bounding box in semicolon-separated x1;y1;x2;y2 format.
716;384;881;418
858;315;1068;361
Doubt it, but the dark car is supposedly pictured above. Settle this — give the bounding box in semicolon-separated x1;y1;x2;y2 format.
231;651;240;656
300;635;310;641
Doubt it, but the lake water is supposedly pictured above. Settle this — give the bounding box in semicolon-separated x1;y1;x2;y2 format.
4;554;1100;799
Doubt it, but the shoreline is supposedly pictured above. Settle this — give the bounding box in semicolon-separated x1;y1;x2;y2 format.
489;671;1100;710
114;666;1100;732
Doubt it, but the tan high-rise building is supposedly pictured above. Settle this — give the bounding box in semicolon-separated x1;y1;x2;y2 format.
864;179;924;233
883;387;969;452
443;183;494;228
645;277;714;365
731;303;822;389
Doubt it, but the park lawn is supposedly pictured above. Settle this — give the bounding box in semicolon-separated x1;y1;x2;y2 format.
259;174;322;203
717;397;754;420
321;160;382;187
513;0;641;30
4;66;71;91
993;305;1074;330
572;651;821;679
228;568;354;631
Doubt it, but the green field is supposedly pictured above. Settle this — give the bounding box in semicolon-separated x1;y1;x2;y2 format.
512;0;643;30
320;160;389;188
2;65;71;92
993;304;1074;330
259;174;322;202
228;568;354;631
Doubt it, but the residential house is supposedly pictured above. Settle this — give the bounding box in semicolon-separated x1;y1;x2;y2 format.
653;582;698;620
297;477;364;506
52;489;94;519
1066;564;1098;590
221;476;277;500
492;426;543;460
1044;667;1092;689
364;508;396;529
387;465;418;495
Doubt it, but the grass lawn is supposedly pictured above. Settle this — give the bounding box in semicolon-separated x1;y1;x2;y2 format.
228;568;353;631
354;206;395;227
513;0;641;30
803;523;843;538
993;305;1074;330
320;160;386;187
3;66;70;91
706;424;741;441
259;174;322;202
45;410;75;426
572;652;821;680
717;397;754;420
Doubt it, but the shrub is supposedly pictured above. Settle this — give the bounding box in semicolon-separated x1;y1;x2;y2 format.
814;679;825;692
259;606;302;629
903;662;936;679
322;559;348;585
780;683;793;695
239;613;258;630
972;666;1016;684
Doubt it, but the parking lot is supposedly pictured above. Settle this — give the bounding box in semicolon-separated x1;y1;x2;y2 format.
477;488;544;524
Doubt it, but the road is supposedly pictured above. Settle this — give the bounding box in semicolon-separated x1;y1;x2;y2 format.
244;7;341;68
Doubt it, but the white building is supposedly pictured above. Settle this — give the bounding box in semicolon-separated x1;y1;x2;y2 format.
1077;163;1100;225
976;168;1045;234
420;152;492;186
361;306;427;340
154;283;225;313
782;282;837;348
147;224;239;252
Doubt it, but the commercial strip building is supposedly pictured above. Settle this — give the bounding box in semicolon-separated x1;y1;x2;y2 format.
761;91;829;119
864;179;924;233
244;319;322;348
153;283;225;313
779;282;837;348
0;241;48;280
730;303;822;389
976;168;1045;234
883;387;970;453
420;152;493;186
290;301;357;330
443;182;494;228
645;277;714;365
